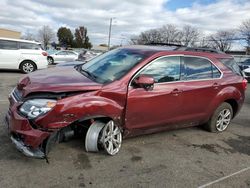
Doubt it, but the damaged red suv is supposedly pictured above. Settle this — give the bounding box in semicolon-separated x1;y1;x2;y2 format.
5;45;247;158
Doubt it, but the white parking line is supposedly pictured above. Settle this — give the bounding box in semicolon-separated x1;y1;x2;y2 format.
198;166;250;188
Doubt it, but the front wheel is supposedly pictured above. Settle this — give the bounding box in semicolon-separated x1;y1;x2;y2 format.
101;121;122;155
85;120;122;155
204;102;233;132
47;57;54;64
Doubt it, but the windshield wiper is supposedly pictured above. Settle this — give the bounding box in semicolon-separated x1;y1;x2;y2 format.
80;68;97;81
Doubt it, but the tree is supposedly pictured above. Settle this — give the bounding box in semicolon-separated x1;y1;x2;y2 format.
207;30;235;52
239;19;250;47
74;26;92;49
160;24;181;44
22;31;36;41
130;24;182;45
180;25;200;46
38;25;54;49
57;27;74;48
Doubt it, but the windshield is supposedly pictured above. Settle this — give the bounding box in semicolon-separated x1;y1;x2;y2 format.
80;48;147;84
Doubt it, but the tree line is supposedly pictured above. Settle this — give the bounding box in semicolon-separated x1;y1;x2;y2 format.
130;19;250;52
23;25;92;50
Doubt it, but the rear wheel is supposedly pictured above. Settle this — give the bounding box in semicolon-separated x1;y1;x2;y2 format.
204;102;233;132
20;61;36;73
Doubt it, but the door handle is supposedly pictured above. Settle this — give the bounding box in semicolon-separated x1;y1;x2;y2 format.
212;83;220;89
171;89;182;95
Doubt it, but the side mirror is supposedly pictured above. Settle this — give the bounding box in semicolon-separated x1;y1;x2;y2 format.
133;75;154;90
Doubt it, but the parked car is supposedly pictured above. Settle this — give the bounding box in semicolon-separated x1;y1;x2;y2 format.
238;58;250;70
5;45;247;158
47;50;78;64
56;61;84;67
0;37;48;73
243;67;250;82
78;50;102;62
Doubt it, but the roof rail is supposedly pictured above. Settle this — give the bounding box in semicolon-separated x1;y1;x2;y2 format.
144;43;224;54
146;42;184;47
176;47;224;54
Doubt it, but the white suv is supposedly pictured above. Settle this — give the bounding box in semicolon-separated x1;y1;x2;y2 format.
0;37;48;73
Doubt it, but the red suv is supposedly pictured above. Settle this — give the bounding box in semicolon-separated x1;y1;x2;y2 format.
5;45;247;158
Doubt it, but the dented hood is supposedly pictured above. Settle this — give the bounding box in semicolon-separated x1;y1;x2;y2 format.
17;67;102;97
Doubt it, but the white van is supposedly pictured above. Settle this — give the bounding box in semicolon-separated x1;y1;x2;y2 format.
0;37;48;73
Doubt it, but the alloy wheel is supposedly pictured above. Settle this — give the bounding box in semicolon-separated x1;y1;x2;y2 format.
101;121;122;155
216;109;232;131
23;62;34;73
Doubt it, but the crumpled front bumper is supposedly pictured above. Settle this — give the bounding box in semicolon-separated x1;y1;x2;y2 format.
5;106;51;158
10;136;45;158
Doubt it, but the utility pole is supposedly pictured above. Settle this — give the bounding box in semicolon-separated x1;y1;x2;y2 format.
108;18;113;50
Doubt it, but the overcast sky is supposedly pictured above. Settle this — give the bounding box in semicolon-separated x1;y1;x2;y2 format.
0;0;250;46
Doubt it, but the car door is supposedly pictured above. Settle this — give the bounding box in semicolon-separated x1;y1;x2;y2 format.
179;56;222;124
125;56;184;130
54;51;68;63
0;40;20;69
66;51;77;61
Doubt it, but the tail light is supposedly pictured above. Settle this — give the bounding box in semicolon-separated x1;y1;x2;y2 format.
42;52;48;56
242;79;248;90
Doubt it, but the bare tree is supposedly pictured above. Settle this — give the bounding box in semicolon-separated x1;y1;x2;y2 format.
239;19;250;47
207;30;235;52
130;24;182;45
38;25;55;49
21;31;36;41
180;25;200;46
130;28;162;44
160;24;181;44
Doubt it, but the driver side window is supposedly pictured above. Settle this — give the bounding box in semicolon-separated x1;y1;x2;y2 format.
139;56;181;83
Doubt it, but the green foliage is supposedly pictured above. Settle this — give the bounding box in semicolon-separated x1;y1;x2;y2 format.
57;26;92;49
74;26;92;49
57;27;74;47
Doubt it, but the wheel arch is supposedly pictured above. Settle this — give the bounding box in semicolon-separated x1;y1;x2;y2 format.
224;99;238;118
206;86;243;120
19;59;37;70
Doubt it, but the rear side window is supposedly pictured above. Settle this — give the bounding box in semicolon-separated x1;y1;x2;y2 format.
184;57;212;80
219;58;242;76
67;51;76;55
19;42;41;50
0;40;18;50
184;57;221;80
139;56;181;83
57;51;67;55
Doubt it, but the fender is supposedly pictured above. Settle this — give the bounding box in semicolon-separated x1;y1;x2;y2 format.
205;85;243;120
35;92;124;129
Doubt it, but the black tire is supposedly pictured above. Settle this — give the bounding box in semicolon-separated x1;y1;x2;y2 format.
20;61;37;74
204;102;233;133
47;57;54;65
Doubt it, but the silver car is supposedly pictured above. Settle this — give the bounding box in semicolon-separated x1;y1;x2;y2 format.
47;50;78;64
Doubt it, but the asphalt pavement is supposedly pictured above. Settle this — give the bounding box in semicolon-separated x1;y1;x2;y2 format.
0;70;249;188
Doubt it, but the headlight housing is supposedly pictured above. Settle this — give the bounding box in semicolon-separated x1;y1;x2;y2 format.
19;99;57;119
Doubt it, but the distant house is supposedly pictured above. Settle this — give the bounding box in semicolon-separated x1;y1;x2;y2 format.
0;28;21;39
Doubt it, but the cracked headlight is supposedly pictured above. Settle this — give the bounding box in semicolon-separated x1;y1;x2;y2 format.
19;99;57;119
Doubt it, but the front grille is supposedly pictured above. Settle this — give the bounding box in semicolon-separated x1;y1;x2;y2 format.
12;88;22;102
